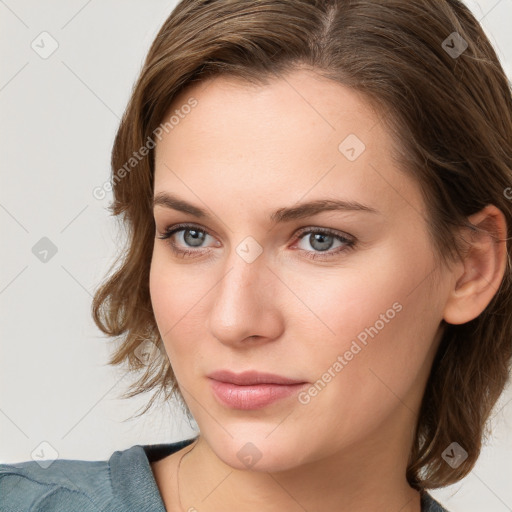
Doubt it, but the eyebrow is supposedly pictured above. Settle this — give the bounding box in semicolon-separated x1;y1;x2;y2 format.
152;192;379;223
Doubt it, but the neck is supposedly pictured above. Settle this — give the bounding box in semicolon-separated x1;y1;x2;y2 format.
177;408;421;512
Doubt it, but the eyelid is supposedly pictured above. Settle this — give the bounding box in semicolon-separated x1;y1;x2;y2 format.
158;222;219;246
157;221;356;261
157;222;353;243
294;225;354;242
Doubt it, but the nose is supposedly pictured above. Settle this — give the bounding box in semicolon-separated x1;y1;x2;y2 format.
207;247;284;347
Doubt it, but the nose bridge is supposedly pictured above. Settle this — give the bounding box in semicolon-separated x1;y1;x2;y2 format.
208;243;282;344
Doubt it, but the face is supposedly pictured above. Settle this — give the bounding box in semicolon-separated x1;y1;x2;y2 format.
150;68;451;472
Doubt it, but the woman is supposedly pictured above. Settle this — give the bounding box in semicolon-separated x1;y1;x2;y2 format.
1;0;511;511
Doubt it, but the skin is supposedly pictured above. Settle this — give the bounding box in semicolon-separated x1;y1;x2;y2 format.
148;67;507;512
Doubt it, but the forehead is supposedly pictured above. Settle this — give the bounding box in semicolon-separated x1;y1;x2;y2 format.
156;69;378;158
153;69;425;222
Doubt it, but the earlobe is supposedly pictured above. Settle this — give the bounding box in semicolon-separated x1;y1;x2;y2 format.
443;205;508;325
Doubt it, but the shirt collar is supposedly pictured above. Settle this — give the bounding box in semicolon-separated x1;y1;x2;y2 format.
108;438;197;511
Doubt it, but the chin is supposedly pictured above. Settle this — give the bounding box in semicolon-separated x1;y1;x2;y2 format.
207;432;309;473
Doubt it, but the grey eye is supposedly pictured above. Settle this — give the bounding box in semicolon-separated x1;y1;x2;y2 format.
180;229;207;247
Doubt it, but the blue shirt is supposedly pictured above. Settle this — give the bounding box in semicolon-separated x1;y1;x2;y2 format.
1;437;449;511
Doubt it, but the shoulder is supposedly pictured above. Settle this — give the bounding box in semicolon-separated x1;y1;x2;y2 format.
421;491;451;512
0;444;150;512
0;440;195;512
0;457;111;512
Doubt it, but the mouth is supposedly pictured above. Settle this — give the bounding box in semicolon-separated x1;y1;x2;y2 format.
207;369;307;386
207;370;308;410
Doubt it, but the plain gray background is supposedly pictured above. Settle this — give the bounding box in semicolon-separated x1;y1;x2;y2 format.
1;1;511;511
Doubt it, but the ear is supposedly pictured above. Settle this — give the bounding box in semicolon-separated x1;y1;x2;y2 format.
443;204;508;325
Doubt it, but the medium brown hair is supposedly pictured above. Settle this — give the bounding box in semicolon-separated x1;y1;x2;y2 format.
92;0;512;489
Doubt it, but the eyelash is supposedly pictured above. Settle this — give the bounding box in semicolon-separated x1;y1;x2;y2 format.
157;222;356;261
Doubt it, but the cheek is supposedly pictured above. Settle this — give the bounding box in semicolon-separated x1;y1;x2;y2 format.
278;238;437;352
293;243;443;438
149;249;213;367
149;254;174;334
149;245;205;323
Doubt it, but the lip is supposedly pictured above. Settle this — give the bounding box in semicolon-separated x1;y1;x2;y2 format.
207;370;306;386
207;370;308;410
